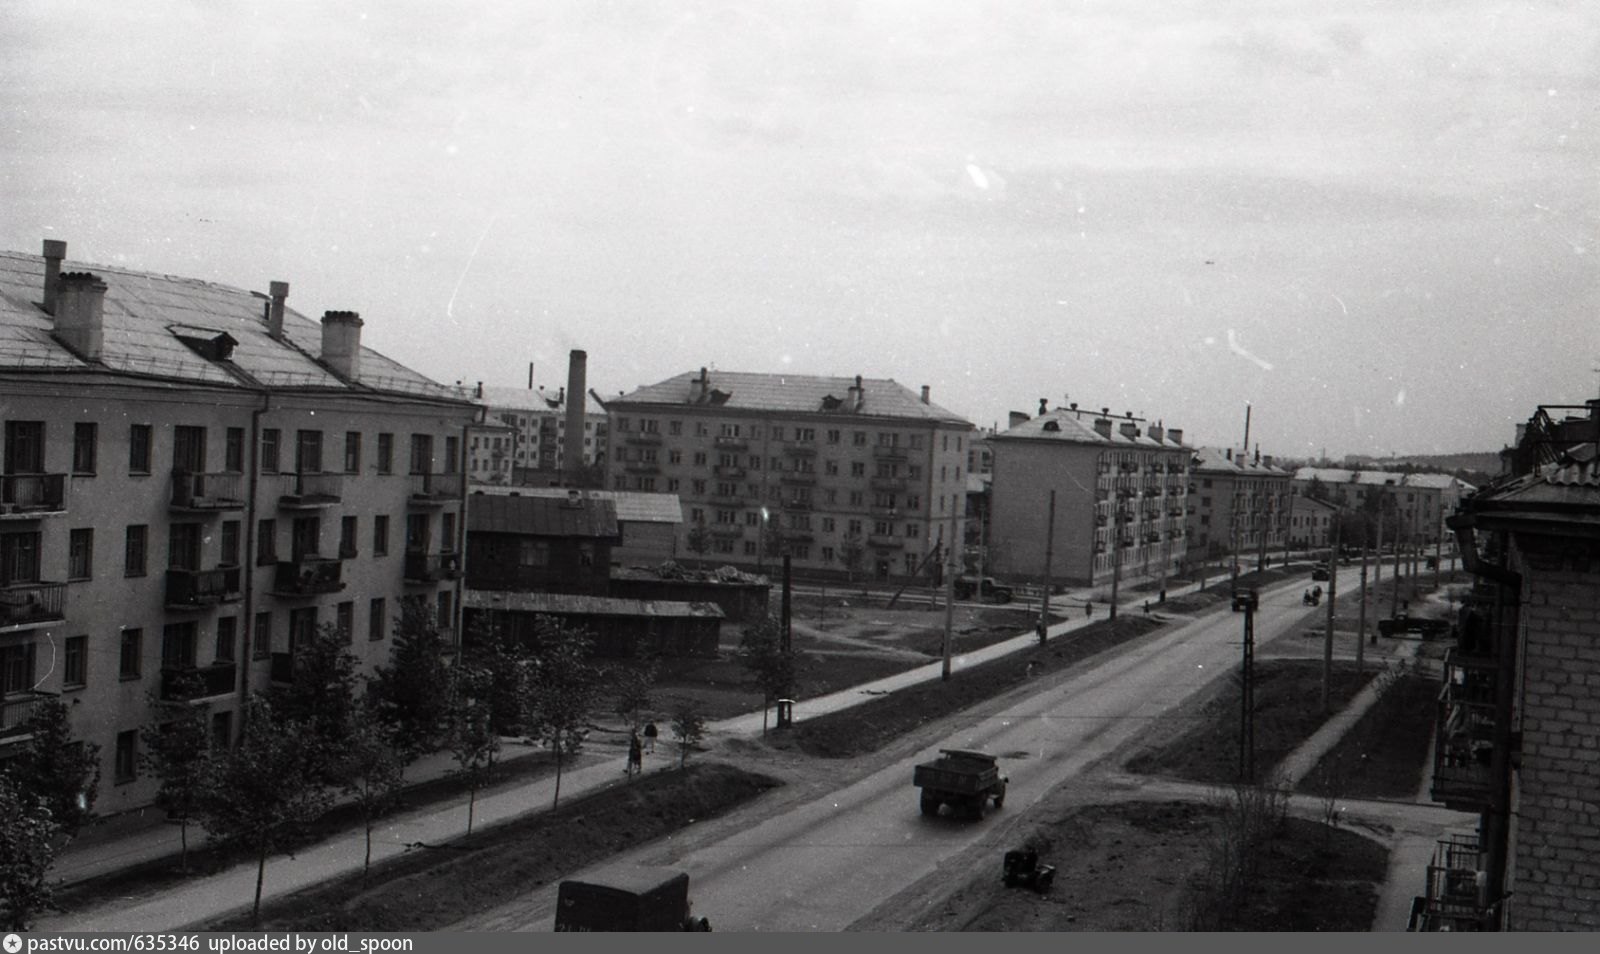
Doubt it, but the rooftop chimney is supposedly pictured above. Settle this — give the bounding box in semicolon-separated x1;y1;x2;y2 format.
1166;428;1184;445
1093;416;1113;439
528;362;535;390
319;310;363;380
564;349;587;482
267;281;289;340
1226;448;1233;461
691;366;709;402
848;375;864;411
1008;411;1030;429
41;239;66;315
1038;398;1048;415
920;384;930;404
53;271;107;360
1119;421;1140;440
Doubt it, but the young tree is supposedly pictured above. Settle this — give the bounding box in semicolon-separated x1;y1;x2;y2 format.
609;651;659;736
836;531;866;593
369;596;454;758
670;703;707;770
338;708;406;877
684;516;713;571
0;774;58;931
5;696;100;842
443;662;500;835
198;696;334;925
738;615;796;735
462;614;533;737
139;672;213;871
524;616;601;809
267;623;362;767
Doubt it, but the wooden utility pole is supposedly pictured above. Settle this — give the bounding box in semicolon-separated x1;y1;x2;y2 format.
1322;514;1340;714
1038;490;1056;643
1110;496;1122;622
941;506;958;681
1356;545;1369;672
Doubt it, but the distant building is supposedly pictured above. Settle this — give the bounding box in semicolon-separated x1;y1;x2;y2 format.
1287;494;1338;550
1291;468;1472;548
463;353;609;487
605;369;974;582
1186;447;1292;568
0;239;476;814
469;485;682;568
988;402;1190;588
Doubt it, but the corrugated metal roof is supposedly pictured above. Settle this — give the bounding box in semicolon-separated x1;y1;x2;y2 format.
0;248;462;402
612;370;971;426
463;589;724;619
469;486;682;524
466;493;620;537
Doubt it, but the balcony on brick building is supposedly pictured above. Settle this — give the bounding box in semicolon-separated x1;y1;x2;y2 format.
404;550;462;584
0;473;68;518
164;566;243;610
0;582;67;632
409;472;462;507
1407;834;1491;931
159;662;237;701
271;557;345;596
169;470;246;513
1430;648;1499;812
279;472;343;508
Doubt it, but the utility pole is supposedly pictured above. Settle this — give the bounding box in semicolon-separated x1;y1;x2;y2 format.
1238;588;1258;784
1392;500;1404;614
1323;514;1340;714
1356;540;1369;672
1038;490;1056;644
941;505;958;681
1110;494;1122;623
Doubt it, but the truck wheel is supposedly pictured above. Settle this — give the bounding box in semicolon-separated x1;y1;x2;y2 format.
968;796;984;819
992;791;1005;809
920;791;939;816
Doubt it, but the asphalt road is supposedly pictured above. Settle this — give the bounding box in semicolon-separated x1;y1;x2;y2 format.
510;578;1321;931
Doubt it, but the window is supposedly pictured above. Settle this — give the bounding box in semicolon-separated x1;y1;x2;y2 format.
295;430;323;474
519;540;550;567
827;429;841;444
825;460;839;476
1;642;35;696
344;432;362;473
693;452;707;467
69;528;93;580
851;462;866;477
115;730;138;784
445;436;460;474
442;512;457;551
119;628;143;679
377;433;394;474
288;607;318;652
669;420;682;436
336;601;355;642
852;431;867;446
162;621;198;670
72;422;97;474
64;635;87;688
339;516;358;558
225;427;245;472
220;521;240;566
409;434;433;474
124;525;148;577
129;424;152;474
260;428;280;473
252;612;272;659
369;598;387;641
256;519;277;565
373;514;390;557
215;617;237;662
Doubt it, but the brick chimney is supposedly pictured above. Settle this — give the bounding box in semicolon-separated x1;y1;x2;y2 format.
691;366;709;402
920;385;930;405
1038;398;1048;416
1119;421;1140;440
1166;428;1184;445
1093;410;1112;439
848;375;864;411
41;239;67;314
564;349;587;480
53;271;108;360
320;310;363;380
1008;411;1030;429
266;281;289;340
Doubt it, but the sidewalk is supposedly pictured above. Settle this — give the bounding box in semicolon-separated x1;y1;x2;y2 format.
38;569;1290;932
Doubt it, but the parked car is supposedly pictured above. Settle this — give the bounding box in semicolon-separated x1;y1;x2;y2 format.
1311;564;1330;581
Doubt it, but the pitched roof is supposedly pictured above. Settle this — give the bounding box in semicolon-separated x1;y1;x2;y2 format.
611;370;971;426
469;486;682;524
1292;467;1472;492
475;384;607;416
465;493;620;538
0;247;461;401
990;408;1188;449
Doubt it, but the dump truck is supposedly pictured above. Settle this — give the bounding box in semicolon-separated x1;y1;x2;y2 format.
953;576;1014;603
553;864;710;932
914;749;1008;819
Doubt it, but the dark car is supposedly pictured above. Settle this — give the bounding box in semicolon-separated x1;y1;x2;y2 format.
1311;565;1330;581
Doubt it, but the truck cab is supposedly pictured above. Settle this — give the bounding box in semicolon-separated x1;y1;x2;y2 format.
954;576;1014;603
554;864;710;932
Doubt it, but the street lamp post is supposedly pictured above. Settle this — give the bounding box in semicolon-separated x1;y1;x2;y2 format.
757;506;769;573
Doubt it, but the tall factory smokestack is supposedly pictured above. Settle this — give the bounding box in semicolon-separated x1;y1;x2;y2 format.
564;349;587;484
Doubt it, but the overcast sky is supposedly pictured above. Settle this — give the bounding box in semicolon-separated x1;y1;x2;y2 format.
5;1;1595;458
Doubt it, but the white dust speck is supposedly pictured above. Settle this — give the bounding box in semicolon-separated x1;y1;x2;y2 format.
965;164;989;190
1395;390;1407;407
1225;330;1275;371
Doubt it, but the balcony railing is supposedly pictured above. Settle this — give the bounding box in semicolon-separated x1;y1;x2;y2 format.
1409;834;1491;931
624;432;663;445
169;471;246;512
779;472;817;485
271;557;345;596
1;689;58;739
782;444;817;457
279;472;343;507
0;582;67;630
409;472;462;503
713;464;746;478
159;663;237;701
624;461;661;474
785;498;814;511
0;473;68;518
1430;650;1499;811
867;534;902;548
714;435;748;450
870;477;908;492
871;446;908;461
165;566;243;609
404;550;462;584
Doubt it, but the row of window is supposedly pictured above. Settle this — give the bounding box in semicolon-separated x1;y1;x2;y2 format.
689;508;924;539
616;417;965;452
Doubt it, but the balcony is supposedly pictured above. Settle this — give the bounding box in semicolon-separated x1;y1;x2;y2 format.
870;476;909;492
872;446;908;461
779;472;817;485
159;663;237;701
0;582;67;632
624;461;661;474
783;444;817;457
624;432;663;445
867;533;902;549
279;472;343;508
1;689;58;740
409;472;462;506
785;498;814;511
1430;649;1499;811
404;550;462;584
270;557;345;597
713;464;747;478
0;473;68;519
1409;834;1490;931
165;566;243;610
714;435;748;450
709;525;743;539
169;471;246;513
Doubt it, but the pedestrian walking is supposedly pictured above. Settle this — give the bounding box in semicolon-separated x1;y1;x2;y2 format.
627;732;643;776
643;721;658;754
1085;600;1093;618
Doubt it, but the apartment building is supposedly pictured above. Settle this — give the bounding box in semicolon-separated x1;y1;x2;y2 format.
1291;467;1471;549
464;351;609;486
604;369;973;581
1415;401;1600;930
0;240;476;814
988;403;1190;588
1186;447;1292;568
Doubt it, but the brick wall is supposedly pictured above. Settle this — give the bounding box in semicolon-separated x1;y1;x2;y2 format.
1508;557;1600;930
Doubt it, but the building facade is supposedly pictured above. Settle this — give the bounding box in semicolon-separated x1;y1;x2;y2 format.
0;240;476;814
1291;467;1470;549
1186;447;1292;569
465;376;608;486
988;404;1190;588
1287;494;1338;550
605;369;973;581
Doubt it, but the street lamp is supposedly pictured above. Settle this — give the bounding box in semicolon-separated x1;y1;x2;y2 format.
757;506;770;573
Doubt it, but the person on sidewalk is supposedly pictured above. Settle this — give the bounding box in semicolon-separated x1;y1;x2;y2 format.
627;732;643;776
643;721;658;754
1084;600;1093;618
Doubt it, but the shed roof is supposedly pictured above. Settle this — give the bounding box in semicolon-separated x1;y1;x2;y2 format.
466;493;620;538
469;486;682;524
